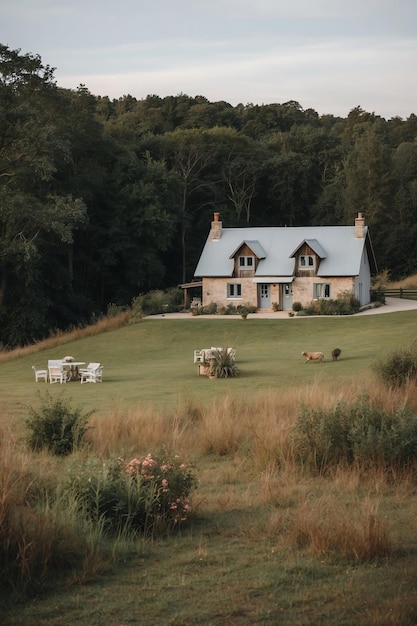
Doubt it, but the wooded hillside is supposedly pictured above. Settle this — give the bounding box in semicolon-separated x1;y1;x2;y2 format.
1;44;416;346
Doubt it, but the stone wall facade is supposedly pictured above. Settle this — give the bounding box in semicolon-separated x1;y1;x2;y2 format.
291;277;355;308
202;277;258;308
202;276;356;310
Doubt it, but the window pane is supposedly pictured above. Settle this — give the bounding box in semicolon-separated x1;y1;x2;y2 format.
228;283;242;298
314;283;331;298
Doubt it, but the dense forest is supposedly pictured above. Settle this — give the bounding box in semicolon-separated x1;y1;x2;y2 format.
1;44;417;346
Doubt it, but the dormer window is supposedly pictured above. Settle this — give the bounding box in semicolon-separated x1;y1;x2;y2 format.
299;254;315;269
238;256;254;268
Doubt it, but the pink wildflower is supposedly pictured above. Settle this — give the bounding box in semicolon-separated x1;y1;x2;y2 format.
126;458;141;474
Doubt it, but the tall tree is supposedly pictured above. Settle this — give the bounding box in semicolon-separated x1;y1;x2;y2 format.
0;45;87;345
383;142;417;277
147;128;220;282
343;120;393;226
217;131;266;223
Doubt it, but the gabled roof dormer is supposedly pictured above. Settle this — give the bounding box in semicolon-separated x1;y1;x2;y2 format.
229;240;266;260
289;238;327;260
229;240;266;277
290;238;327;275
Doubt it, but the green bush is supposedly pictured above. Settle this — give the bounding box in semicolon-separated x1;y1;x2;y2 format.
304;292;360;316
292;302;303;312
337;291;361;314
106;302;128;318
201;302;217;315
373;342;417;387
371;289;386;303
237;303;257;316
63;450;197;536
132;287;183;316
25;392;93;455
293;396;417;473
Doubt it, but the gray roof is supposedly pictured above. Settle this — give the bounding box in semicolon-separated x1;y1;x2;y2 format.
194;225;375;278
290;238;327;259
229;240;266;259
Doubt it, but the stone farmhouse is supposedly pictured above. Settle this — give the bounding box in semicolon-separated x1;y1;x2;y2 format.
191;212;377;311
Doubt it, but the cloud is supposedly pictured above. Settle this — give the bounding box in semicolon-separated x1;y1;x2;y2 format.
2;0;417;118
55;35;416;118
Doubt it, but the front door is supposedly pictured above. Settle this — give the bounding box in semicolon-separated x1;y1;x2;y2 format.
281;283;293;310
258;283;271;309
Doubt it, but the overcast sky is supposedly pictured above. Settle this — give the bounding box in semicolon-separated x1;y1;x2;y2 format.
2;0;416;119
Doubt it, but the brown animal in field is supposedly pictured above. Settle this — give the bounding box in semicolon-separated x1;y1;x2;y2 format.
302;351;324;363
331;348;341;361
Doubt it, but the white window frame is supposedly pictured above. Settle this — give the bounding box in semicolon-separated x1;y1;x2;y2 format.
227;283;242;299
299;254;315;270
313;283;331;299
238;256;254;268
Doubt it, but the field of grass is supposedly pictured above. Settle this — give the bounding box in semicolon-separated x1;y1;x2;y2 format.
1;310;417;424
3;310;417;625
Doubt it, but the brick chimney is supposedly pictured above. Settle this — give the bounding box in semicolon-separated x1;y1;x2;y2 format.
209;212;222;241
355;212;365;238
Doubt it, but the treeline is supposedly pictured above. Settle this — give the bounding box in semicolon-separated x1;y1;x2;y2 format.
1;44;417;346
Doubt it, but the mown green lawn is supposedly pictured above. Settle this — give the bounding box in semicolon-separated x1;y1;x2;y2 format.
0;310;415;425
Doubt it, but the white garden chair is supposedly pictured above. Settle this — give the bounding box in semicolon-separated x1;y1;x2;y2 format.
193;350;206;364
32;366;48;382
48;365;67;384
80;363;103;384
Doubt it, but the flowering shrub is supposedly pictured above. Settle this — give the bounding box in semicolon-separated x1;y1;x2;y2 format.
64;451;197;536
121;453;196;524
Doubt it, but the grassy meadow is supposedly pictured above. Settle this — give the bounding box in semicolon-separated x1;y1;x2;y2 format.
3;309;417;625
1;310;417;423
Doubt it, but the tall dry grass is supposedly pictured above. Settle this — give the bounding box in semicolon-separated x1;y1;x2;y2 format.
289;494;392;561
373;270;417;290
388;273;417;289
86;389;297;465
86;379;417;467
85;379;417;568
0;312;132;364
0;433;112;593
0;434;62;586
